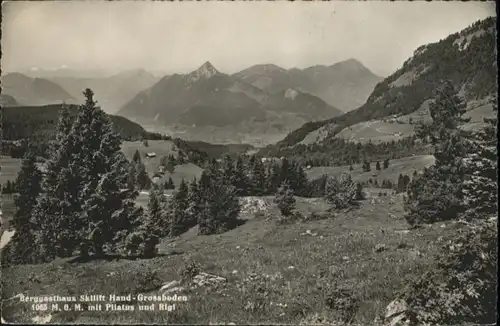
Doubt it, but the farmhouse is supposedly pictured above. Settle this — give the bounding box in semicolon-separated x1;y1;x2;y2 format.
146;152;157;158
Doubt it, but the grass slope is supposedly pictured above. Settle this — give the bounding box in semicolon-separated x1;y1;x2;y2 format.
307;155;435;184
1;194;468;324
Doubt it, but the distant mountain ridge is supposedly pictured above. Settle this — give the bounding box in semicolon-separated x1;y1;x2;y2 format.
232;59;383;112
259;16;497;156
1;73;75;106
117;61;343;129
47;69;160;114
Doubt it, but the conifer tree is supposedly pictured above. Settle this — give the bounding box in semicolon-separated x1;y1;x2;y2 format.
405;81;470;225
250;156;267;195
274;180;296;217
233;156;249;196
136;162;151;190
147;182;168;237
32;89;148;260
197;170;240;235
165;177;175;190
170;178;190;236
462;98;498;218
132;149;141;163
325;174;358;209
383;158;390;169
186;177;201;227
376;161;381;171
2;151;42;265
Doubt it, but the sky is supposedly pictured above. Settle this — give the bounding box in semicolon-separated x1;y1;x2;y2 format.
1;1;496;77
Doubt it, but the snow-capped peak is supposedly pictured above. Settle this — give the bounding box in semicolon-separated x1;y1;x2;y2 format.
187;61;219;83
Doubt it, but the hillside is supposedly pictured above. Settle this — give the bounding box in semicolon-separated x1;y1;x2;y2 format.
49;69;160;114
1;73;76;106
260;17;497;157
117;62;342;143
232;59;383;112
1;193;475;324
0;94;19;107
2;104;148;141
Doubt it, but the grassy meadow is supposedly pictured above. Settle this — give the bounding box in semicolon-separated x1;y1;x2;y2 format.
1;194;466;324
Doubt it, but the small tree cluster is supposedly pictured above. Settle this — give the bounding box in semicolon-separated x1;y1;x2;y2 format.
127;149;151;190
324;173;362;209
362;160;371;172
274;180;296;217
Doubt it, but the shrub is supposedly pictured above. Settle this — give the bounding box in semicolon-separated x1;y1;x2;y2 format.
394;218;497;325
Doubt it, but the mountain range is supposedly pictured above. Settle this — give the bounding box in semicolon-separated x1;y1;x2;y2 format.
1;73;76;106
232;58;383;112
259;16;497;157
46;69;160;114
117;61;344;128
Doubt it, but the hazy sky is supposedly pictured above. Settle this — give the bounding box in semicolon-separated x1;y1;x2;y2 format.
2;1;496;77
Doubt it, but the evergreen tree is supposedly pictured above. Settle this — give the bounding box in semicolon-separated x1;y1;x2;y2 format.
166;154;176;173
147;182;168;237
383;158;390;169
126;162;137;190
186;177;201;227
233;156;249;196
349;164;354;171
197;173;240;235
405;81;470;225
274;180;296;217
462;98;498;218
32;89;148;261
249;156;267;195
170;178;190;236
2;151;42;265
325;174;358;209
397;174;405;193
136;162;151;190
221;155;237;187
132;149;141;163
165;177;175;190
292;162;308;196
376;161;381;171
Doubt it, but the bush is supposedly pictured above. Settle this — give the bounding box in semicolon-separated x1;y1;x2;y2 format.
274;180;296;217
179;259;201;282
394;218;497;325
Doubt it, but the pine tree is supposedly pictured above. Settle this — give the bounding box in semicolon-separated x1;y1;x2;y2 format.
126;161;137;190
132;149;141;164
147;182;168;237
196;163;240;235
136;162;151;190
32;89;148;260
325;174;358;209
2;151;42;265
274;180;296;217
166;154;176;173
383;158;389;169
462;98;498;218
165;177;175;190
186;177;201;227
397;174;405;193
405;81;470;225
249;156;266;195
349;164;354;171
376;161;381;171
221;155;237;187
292;162;308;196
170;178;190;236
233;156;249;196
